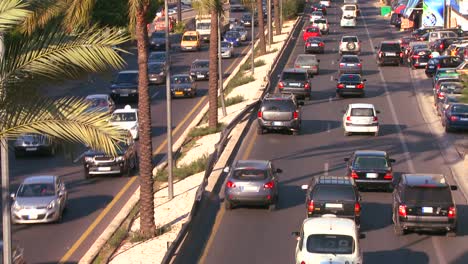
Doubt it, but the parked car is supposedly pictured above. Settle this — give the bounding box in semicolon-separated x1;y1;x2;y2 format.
455;59;468;75
189;59;209;81
293;216;364;264
304;36;325;54
344;150;395;191
425;56;463;77
392;174;458;236
301;175;361;227
148;62;166;85
257;93;303;135
408;47;432;69
231;25;248;41
376;41;403;66
170;74;197;98
180;31;201;51
109;70;139;103
149;31;166;51
340;14;356;28
302;26;321;42
442;103;468;132
339;35;361;55
14;133;57;157
433;67;459;86
338;55;362;75
311;18;329;35
84;94;115;114
433;81;463;106
342;103;380;136
294;54;320;76
437;94;462;117
11;175;68;224
221;41;234;58
223;159;281;210
224;30;242;47
335;73;366;97
277;68;312;100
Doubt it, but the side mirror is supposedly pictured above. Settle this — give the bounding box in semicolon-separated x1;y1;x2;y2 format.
451;185;458;191
223;166;230;173
359;233;366;239
376;110;381;114
301;184;309;190
374;46;378;49
276;168;283;173
344;158;349;162
291;231;300;239
298;101;304;106
389;158;396;163
10;193;15;199
363;79;367;82
317;59;321;62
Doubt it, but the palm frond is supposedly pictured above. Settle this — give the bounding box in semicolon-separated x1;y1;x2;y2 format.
0;95;127;155
19;0;65;35
0;0;31;33
62;0;95;31
127;0;141;37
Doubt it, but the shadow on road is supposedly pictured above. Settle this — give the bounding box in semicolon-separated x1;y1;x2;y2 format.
364;248;429;263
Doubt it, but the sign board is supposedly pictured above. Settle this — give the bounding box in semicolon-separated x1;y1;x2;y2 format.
422;0;445;27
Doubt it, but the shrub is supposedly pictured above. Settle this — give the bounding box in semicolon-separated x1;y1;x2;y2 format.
173;22;186;34
155;154;210;181
282;0;304;19
240;59;266;71
188;123;224;138
225;73;255;94
219;95;244;107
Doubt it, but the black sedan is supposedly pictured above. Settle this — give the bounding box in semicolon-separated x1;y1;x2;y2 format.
311;3;327;15
110;70;139;103
335;73;366;97
170;74;197;98
442;103;468;132
189;59;209;81
304;37;325;54
425;55;463;77
408;48;432;69
344;150;395;191
149;31;166;51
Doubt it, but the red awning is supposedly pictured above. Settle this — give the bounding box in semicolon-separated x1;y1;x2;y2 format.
394;5;406;15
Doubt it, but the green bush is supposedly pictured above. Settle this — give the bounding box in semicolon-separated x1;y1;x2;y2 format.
173;22;186;34
225;73;255;94
108;227;127;248
282;0;304;19
240;59;266;71
219;95;245;107
188;123;225;138
155;154;210;181
462;75;468;103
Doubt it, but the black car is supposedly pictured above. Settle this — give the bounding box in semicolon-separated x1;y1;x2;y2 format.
408;48;432;69
148;62;166;85
149;31;166;51
442;103;468;132
277;68;312;100
301;175;361;227
304;37;325;54
411;27;442;39
14;133;57;157
83;136;138;179
148;51;167;66
431;38;457;54
170;74;197;98
376;41;402;66
344;150;395;191
241;13;257;27
257;93;303;135
311;3;327;15
189;59;209;81
110;70;139;102
390;13;401;28
425;56;463;77
392;174;457;236
335;74;366;97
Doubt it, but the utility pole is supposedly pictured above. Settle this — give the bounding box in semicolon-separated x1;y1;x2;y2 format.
267;0;272;50
218;13;227;117
0;33;13;264
251;4;255;75
165;0;174;200
177;0;182;23
444;0;450;28
279;0;282;29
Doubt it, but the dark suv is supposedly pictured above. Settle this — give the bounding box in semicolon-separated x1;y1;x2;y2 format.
301;175;361;227
257;93;303;135
392;174;458;236
376;41;403;66
277;68;312;100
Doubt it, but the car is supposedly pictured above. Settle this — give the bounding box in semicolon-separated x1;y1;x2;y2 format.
14;133;57;157
339;35;361;55
230;0;245;11
319;0;330;7
170;74;197;98
84;94;115;114
149;31;166;51
403;41;429;62
311;18;329;35
437;94;462;117
11;175;68;224
309;10;324;22
302;26;321;41
277;68;312;100
110;105;139;139
335;73;366;97
231;25;248;41
0;240;26;264
425;55;463;77
428;31;458;45
431;37;458;54
344;150;395;191
180;31;201;51
338;55;362;75
304;37;325;54
224;30;242;47
376;41;403;66
83;135;138;178
432;67;459;86
294;54;320;76
221;41;234;58
189;59;209;81
311;3;327;15
292;215;364;264
442;103;468;132
412;26;443;39
433;78;461;96
257;93;303;135
301;175;361;226
110;70;139;103
342;103;380;136
148;51;167;66
223;159;281;210
455;59;468;75
147;62;166;85
342;4;358;17
433;81;464;105
240;13;257;27
408;47;432;69
399;36;417;51
340;14;356;28
392;174;458;236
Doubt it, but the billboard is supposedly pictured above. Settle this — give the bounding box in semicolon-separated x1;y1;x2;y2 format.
422;0;444;27
451;0;468;15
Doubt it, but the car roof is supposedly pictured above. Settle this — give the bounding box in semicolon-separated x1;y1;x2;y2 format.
302;215;357;236
348;103;375;109
341;54;359;58
85;94;109;99
354;150;387;156
403;174;449;187
119;70;139;74
234;160;269;170
113;105;137;114
381;41;399;44
342;35;358;38
23;175;56;184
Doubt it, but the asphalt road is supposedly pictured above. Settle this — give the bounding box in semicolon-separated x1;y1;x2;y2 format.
173;1;468;264
7;11;256;264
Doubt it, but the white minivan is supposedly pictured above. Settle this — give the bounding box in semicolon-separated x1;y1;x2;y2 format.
342;103;380;136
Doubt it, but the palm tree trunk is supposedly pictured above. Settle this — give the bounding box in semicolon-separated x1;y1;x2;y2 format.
208;9;218;128
135;1;156;237
256;0;266;55
274;0;280;35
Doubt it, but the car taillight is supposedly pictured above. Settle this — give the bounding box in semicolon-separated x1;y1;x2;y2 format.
346;116;351;121
438;92;445;99
295;64;300;68
257;111;262;118
304;82;310;89
439;44;444;50
357;83;364;89
357;63;362;67
307;200;314;213
384;171;393;179
264;181;274;189
293;111;299;119
448;206;456;218
398;204;407;217
226;181;236;188
319;42;324;47
437;64;441;69
450;116;459;121
399;52;403;58
337;83;344;89
378;51;383;58
429;54;433;58
306;42;311;47
301;261;306;264
354;202;361;215
339;63;345;67
278;81;284;89
351;170;358;179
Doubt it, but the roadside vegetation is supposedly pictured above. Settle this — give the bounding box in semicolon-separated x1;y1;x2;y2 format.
462;75;468;103
155;154;209;181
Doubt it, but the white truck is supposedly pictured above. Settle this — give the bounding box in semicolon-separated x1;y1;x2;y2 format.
195;9;230;42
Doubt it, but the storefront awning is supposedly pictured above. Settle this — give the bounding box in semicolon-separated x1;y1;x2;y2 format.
395;5;406;14
403;0;421;17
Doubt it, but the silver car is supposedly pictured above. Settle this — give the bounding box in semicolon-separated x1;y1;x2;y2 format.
221;41;234;58
338;55;363;75
224;160;281;211
11;175;68;224
14;133;57;157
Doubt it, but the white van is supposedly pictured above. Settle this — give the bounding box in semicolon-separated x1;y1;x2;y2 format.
428;31;458;44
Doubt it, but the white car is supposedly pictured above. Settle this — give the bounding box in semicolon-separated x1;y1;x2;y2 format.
309;11;324;23
110;105;139;140
312;18;329;35
221;41;234;58
320;0;331;7
339;35;361;55
340;15;357;28
342;4;358;17
343;103;380;136
293;215;364;264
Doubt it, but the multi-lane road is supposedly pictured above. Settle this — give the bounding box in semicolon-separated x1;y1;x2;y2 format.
8;11;256;263
174;1;468;264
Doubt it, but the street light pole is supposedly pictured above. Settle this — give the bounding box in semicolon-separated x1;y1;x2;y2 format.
279;0;283;29
267;0;272;50
165;0;174;200
218;12;227;117
251;4;255;75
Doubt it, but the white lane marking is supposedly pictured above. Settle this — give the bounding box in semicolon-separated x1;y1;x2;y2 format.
329;96;332;102
151;91;160;99
361;11;415;173
324;163;329;176
431;237;448;264
331;60;335;65
330;75;334;81
327;122;331;133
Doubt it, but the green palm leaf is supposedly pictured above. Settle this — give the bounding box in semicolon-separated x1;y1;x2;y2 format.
0;0;31;33
19;0;65;35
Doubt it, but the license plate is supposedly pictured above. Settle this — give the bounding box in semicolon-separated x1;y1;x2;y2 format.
241;186;259;192
422;207;433;213
366;173;378;178
98;167;111;171
347;64;355;66
460;118;468;121
272;121;283;126
289;83;300;87
28;214;38;220
197;75;204;78
311;44;318;47
301;66;311;68
26;147;37;151
420;62;427;65
325;203;343;209
175;91;184;95
120;94;129;97
386;52;396;56
346;85;355;88
186;46;192;49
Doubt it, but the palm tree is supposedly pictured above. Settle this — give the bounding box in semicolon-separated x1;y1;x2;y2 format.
256;0;266;55
274;0;280;35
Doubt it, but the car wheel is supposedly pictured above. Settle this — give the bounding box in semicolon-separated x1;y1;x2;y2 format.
447;229;457;237
84;168;91;179
268;202;276;211
292;130;299;136
225;200;233;210
344;131;351;136
373;131;379;137
393;222;405;236
257;127;264;135
124;164;132;177
56;211;63;223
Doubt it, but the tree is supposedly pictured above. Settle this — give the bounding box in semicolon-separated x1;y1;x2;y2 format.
256;0;266;55
274;0;280;35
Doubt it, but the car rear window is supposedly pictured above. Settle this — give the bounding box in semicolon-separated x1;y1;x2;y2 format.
296;55;317;64
341;56;360;63
342;37;357;42
339;75;361;82
314;19;326;24
233;169;267;181
452;104;468;113
403;187;452;202
282;72;307;81
306;27;319;33
262;100;295;112
151;32;165;39
306;234;354;254
312;185;355;201
353;156;388;169
115;73;138;83
344;6;356;10
350;108;374;116
192;61;209;68
380;43;401;51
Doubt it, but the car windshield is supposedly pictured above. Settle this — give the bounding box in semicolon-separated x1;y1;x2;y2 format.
262;100;295;112
351;108;374;116
312;185;356;201
342;37;357;42
381;43;401;51
306;234;354;254
115;73;138;83
354;156;388;169
17;183;55;197
192;61;209;68
233;169;267;181
233;26;245;32
225;31;239;38
404;187;452;202
110;112;136;122
282;72;306;81
221;42;232;48
340;75;361;82
182;35;198;41
452;104;468;113
151;32;165;39
242;14;252;20
341;56;360;63
171;76;191;84
296;55;317;64
413;44;429;50
148;63;163;72
196;23;210;30
149;52;166;62
306;27;319;33
86;98;108;108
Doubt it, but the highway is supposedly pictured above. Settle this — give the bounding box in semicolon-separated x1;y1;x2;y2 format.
8;11;254;263
173;1;468;264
